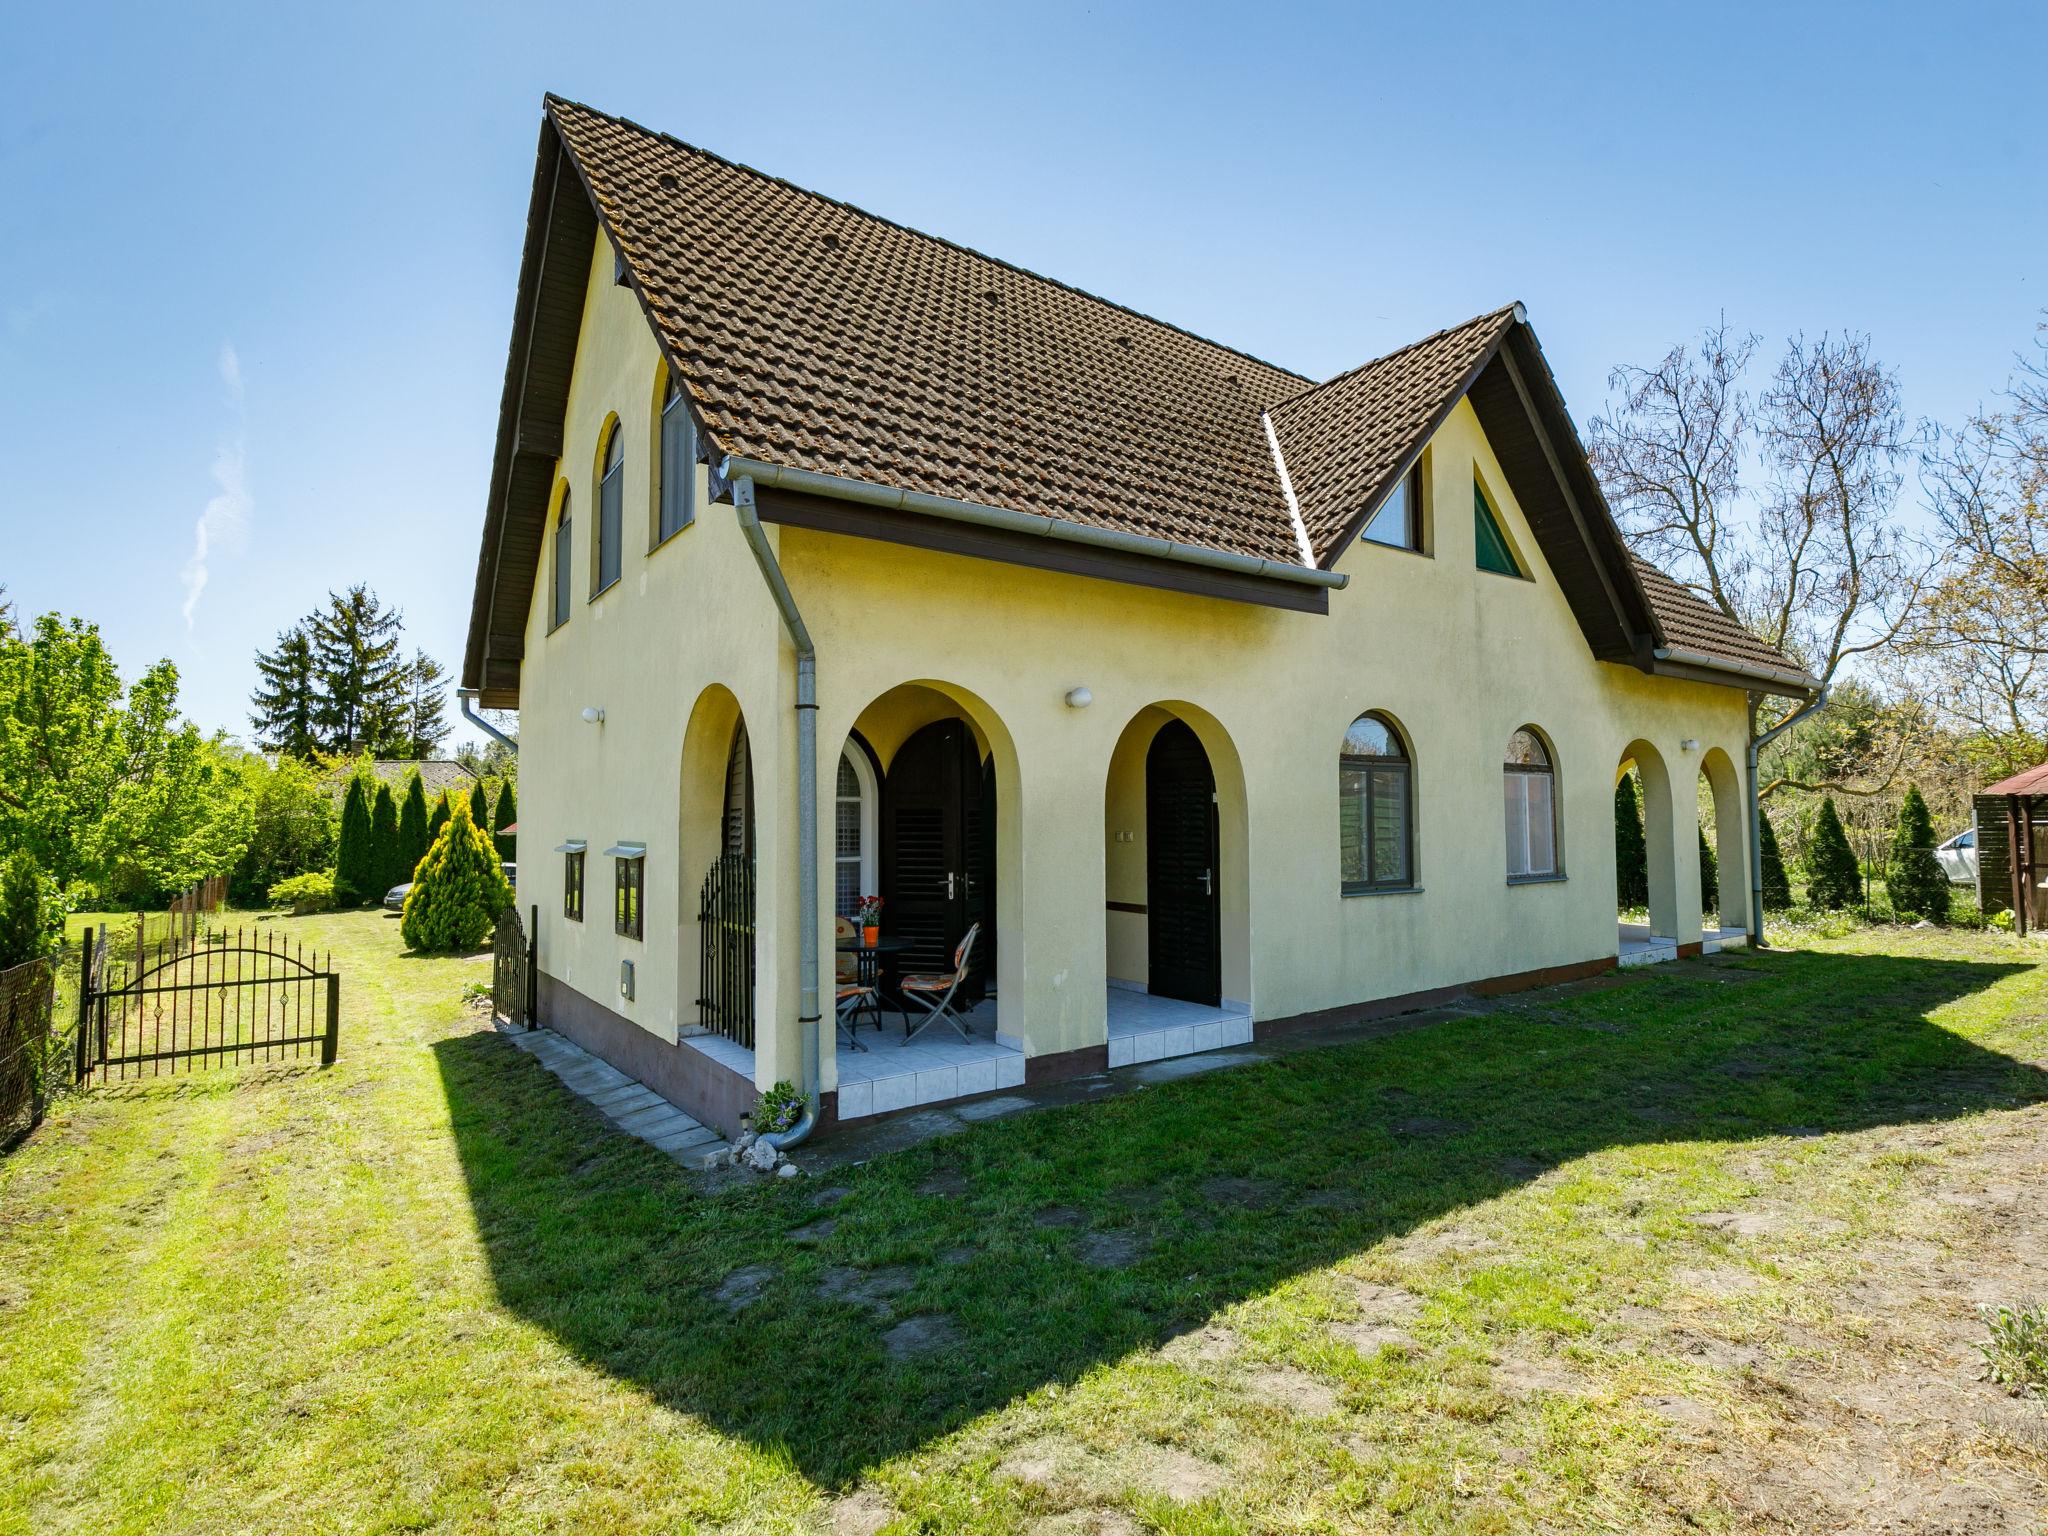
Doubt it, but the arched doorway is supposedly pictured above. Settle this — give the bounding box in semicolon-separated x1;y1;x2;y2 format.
1103;704;1253;1066
1617;739;1678;963
678;687;757;1054
883;718;996;1002
1699;747;1749;946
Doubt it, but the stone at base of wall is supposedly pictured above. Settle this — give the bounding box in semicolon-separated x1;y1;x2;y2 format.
538;950;1620;1142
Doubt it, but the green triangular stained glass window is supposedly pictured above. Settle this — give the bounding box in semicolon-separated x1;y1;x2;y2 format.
1474;481;1521;576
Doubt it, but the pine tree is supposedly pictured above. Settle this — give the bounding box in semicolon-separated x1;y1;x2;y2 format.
469;779;490;831
1698;826;1719;914
368;780;401;896
307;586;408;755
333;773;375;906
426;789;451;846
1888;784;1950;922
1806;797;1861;910
1614;773;1648;909
1759;809;1792;909
248;626;320;758
401;795;514;952
397;650;452;759
0;849;49;968
397;772;431;886
492;779;517;862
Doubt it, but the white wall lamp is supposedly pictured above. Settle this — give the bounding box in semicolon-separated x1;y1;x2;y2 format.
1680;737;1699;753
581;706;606;726
1065;687;1093;709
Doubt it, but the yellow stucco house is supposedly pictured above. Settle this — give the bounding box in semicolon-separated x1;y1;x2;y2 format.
462;97;1813;1141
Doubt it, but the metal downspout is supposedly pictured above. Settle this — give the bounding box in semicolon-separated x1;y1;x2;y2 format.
733;476;820;1149
457;689;519;754
1746;684;1829;948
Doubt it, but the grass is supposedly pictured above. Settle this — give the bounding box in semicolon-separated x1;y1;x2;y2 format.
4;910;2047;1532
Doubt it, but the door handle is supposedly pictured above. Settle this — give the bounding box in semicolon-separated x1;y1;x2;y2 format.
946;872;957;899
1201;868;1213;896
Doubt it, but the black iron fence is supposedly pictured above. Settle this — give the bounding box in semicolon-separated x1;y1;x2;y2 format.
0;953;58;1149
493;905;537;1028
696;854;755;1048
80;926;338;1082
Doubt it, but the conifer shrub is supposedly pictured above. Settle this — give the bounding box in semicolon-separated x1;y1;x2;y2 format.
369;781;401;896
427;790;451;845
1888;785;1951;922
1699;827;1719;914
333;774;375;906
398;772;431;884
469;779;490;831
1805;797;1862;910
401;797;514;953
1759;809;1793;909
1614;774;1648;910
493;780;517;863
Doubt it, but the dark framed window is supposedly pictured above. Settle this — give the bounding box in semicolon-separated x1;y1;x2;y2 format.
1361;463;1424;551
1340;713;1414;892
1504;728;1558;879
1475;479;1522;577
562;847;585;920
596;424;623;593
614;853;644;939
552;493;572;630
657;376;694;543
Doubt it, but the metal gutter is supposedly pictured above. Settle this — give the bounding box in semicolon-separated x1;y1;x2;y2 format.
457;689;519;753
732;475;820;1151
1652;645;1816;697
1746;684;1831;948
718;455;1349;592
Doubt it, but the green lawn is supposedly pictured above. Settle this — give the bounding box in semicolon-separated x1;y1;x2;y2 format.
4;910;2047;1533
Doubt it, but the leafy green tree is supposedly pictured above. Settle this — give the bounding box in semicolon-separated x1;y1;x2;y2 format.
230;753;335;903
1759;809;1793;908
401;796;513;952
0;612;123;891
1614;773;1648;909
1805;797;1861;910
333;774;375;906
1698;826;1719;914
368;781;401;896
0;849;51;968
1888;784;1951;922
426;789;451;846
468;779;490;832
397;772;431;884
492;779;517;862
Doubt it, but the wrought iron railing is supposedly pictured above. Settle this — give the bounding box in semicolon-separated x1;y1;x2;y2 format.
695;854;755;1049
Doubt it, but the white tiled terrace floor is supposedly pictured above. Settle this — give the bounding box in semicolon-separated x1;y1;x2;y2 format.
1106;985;1253;1067
833;998;1022;1121
1618;921;1748;966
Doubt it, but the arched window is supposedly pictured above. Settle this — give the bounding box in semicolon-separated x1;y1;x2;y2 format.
551;489;572;630
596;423;624;593
657;374;695;543
834;745;878;918
1504;727;1558;879
1340;713;1413;892
722;720;753;860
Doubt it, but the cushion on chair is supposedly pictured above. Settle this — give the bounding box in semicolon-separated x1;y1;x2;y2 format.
835;983;873;1002
899;973;957;992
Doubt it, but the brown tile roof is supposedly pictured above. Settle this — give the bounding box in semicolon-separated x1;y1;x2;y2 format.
1267;305;1521;559
469;96;1807;694
1983;761;2048;797
1629;559;1813;681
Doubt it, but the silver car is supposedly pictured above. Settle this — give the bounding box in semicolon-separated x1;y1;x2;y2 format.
385;862;517;911
1935;829;1977;886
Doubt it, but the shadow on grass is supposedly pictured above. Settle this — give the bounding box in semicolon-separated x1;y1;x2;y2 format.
432;947;2046;1485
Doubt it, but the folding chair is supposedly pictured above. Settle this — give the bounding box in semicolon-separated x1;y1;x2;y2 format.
900;923;980;1044
834;916;875;1052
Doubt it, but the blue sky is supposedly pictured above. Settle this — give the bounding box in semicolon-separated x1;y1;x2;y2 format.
3;1;2042;748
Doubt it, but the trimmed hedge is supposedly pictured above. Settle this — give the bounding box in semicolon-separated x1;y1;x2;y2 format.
401;796;513;953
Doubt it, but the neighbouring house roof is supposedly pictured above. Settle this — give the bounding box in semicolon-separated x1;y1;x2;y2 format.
1984;762;2048;797
326;760;477;804
464;95;1812;704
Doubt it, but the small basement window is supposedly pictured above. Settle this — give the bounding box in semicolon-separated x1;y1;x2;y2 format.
606;842;646;940
557;840;587;921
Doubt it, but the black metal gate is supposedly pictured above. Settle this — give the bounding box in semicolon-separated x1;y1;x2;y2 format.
696;854;755;1048
79;927;339;1081
493;905;537;1027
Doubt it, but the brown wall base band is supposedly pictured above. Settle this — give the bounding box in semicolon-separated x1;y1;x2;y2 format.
1252;953;1617;1041
1676;942;1703;958
1104;900;1147;915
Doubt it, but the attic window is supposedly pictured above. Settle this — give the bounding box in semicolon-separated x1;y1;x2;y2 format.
1474;480;1522;577
982;289;1003;307
612;249;629;287
1362;464;1424;552
1113;334;1132;351
656;173;679;192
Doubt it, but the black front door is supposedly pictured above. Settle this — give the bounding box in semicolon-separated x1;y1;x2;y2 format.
882;720;987;996
1146;719;1221;1006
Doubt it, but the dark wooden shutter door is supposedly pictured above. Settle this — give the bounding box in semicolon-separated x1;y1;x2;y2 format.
1147;720;1220;1006
883;721;969;975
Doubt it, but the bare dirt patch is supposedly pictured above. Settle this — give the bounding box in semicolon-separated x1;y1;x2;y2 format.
1075;1230;1147;1269
1118;1442;1229;1503
881;1313;960;1360
826;1489;896;1535
1244;1365;1343;1418
1160;1323;1240;1366
713;1263;776;1312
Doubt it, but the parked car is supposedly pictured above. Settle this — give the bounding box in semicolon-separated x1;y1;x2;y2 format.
1935;828;1977;886
384;863;516;911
